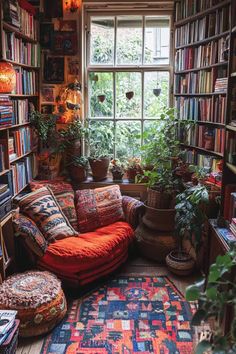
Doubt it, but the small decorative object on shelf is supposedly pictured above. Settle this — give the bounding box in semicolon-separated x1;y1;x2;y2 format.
0;62;16;93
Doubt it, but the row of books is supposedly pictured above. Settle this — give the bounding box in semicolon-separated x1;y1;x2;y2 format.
2;30;40;67
175;0;225;22
0;310;17;346
0;144;6;173
226;131;236;166
183;149;219;170
214;77;228;93
175;7;229;47
0;96;13;126
15;68;38;95
175;71;213;94
175;38;227;72
181;125;225;153
224;185;236;221
12;99;29;125
3;0;38;40
175;96;226;124
9;127;32;161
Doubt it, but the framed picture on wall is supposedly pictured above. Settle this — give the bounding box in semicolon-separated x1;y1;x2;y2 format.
41;86;55;103
54;20;77;32
43;55;64;83
67;57;79;76
41;104;55;115
53;31;77;55
40;23;54;49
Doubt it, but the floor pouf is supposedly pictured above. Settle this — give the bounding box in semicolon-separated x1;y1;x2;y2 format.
0;271;67;337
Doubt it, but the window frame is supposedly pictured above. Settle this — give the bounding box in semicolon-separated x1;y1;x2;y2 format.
83;9;174;158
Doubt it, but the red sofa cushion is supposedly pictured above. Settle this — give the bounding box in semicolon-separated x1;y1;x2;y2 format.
38;221;134;279
75;185;124;232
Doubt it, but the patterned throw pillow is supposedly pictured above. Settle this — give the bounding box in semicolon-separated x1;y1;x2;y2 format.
19;187;78;242
30;180;78;231
75;185;124;233
13;214;47;257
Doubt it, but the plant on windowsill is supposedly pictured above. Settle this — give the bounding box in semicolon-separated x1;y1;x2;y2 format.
88;122;114;181
186;245;236;354
126;157;143;183
67;156;88;183
110;159;124;182
166;183;209;276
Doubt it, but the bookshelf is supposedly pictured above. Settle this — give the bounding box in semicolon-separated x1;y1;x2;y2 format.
174;0;233;191
0;0;39;207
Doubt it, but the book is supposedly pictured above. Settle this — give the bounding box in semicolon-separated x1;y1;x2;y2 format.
0;311;17;336
217;227;236;245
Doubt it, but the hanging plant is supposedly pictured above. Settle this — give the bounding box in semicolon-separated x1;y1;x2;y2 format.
153;88;161;97
97;94;106;103
126;91;134;100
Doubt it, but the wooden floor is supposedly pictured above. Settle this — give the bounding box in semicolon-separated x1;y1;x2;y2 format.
16;256;199;354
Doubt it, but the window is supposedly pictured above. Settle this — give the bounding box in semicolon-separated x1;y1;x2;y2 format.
86;14;171;161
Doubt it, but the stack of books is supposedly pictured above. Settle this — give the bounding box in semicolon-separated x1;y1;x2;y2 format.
3;0;20;29
214;77;228;93
0;96;13;127
0;310;17;346
230;218;236;238
0;184;11;207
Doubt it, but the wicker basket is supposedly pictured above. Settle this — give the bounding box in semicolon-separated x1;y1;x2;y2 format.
166;250;195;276
147;188;173;209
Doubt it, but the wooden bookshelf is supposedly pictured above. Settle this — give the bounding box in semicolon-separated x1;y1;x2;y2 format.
0;0;39;219
174;0;232;183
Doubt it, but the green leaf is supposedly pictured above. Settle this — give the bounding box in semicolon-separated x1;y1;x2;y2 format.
195;340;212;354
186;285;201;301
206;287;217;300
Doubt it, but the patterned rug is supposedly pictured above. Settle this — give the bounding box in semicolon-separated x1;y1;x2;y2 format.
40;276;195;354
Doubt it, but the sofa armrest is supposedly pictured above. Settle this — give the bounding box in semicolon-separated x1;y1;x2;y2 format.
122;196;145;229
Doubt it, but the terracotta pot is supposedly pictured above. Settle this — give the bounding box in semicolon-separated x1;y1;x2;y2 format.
126;167;142;183
142;203;175;232
147;188;174;209
69;165;87;183
89;157;110;181
166;250;195;276
112;171;124;182
135;223;177;263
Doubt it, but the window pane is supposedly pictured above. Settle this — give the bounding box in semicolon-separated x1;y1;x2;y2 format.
117;16;142;65
88;72;113;118
116;121;141;161
90;17;114;65
89;120;114;157
144;71;169;118
145;17;170;65
116;72;141;118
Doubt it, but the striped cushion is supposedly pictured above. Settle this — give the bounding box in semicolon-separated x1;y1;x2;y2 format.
13;214;47;257
30;180;78;231
19;187;78;242
75;185;124;232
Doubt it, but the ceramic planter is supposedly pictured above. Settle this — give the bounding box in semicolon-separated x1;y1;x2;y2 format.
111;171;124;182
89;157;110;181
153;88;161;97
146;188;174;209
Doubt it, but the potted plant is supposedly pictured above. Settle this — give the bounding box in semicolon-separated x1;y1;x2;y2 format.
110;159;124;182
186;245;236;354
67;156;88;183
88;122;114;181
166;183;209;276
126;157;143;183
30;110;56;150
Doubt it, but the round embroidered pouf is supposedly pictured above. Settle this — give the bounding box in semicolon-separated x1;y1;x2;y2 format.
0;271;67;337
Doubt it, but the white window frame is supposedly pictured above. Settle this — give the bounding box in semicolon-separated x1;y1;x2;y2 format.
83;9;174;158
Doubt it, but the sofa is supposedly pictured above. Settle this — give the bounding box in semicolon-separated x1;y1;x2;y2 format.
13;180;144;287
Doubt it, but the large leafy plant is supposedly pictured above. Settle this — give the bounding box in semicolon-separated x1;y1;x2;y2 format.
175;184;209;252
89;121;114;159
30;111;56;144
186;245;236;354
57;119;88;153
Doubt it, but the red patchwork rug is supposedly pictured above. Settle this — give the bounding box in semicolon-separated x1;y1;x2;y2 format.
41;276;195;354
